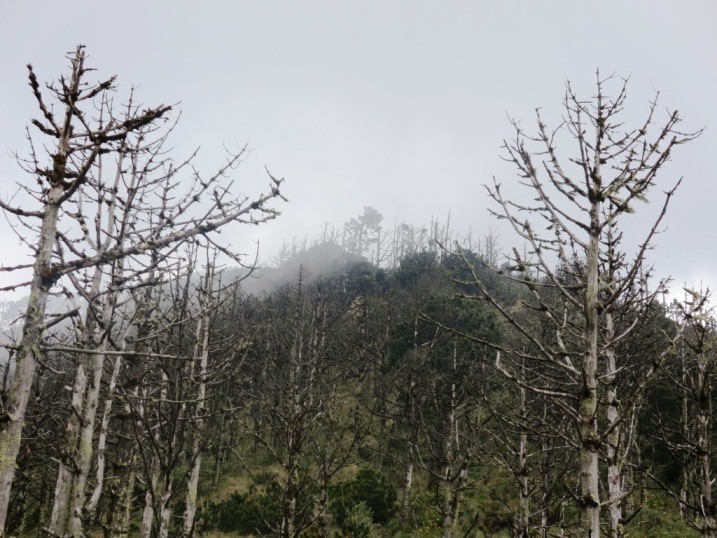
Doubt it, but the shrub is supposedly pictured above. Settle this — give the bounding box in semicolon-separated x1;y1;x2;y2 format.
196;488;278;535
331;468;397;526
342;501;379;538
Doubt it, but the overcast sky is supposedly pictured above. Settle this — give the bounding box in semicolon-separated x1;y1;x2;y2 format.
1;1;715;296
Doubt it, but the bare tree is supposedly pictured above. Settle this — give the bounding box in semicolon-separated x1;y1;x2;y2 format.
239;271;361;538
485;363;573;537
460;72;700;536
47;114;148;537
0;45;285;535
413;340;487;538
652;289;715;536
181;251;220;538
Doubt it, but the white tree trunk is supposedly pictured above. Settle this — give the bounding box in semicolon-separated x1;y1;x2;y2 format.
67;344;111;536
183;294;211;538
0;49;94;533
697;351;716;537
401;457;414;524
156;481;174;538
86;353;123;517
680;341;690;522
516;382;530;538
49;261;104;535
0;183;65;535
141;456;160;538
579;198;602;538
441;345;465;538
605;312;623;538
182;450;202;538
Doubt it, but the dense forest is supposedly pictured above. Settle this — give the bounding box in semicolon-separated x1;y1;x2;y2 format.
0;47;714;538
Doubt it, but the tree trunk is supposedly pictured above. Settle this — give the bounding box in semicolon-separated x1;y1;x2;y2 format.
86;353;124;518
0;183;65;536
516;382;530;538
156;478;174;538
605;313;624;538
141;457;159;538
315;463;330;538
579;198;602;538
442;345;464;538
49;342;90;535
182;449;202;538
0;49;91;533
697;350;716;537
183;297;211;538
111;449;137;538
282;444;300;538
212;442;223;486
48;262;104;535
401;457;414;525
680;340;690;522
68;343;110;536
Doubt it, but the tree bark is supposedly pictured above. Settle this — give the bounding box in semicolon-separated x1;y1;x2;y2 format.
401;457;414;525
697;346;716;537
604;312;624;538
579;196;601;538
86;353;123;518
49;296;103;535
0;109;75;537
141;456;159;538
182;283;212;537
516;381;530;538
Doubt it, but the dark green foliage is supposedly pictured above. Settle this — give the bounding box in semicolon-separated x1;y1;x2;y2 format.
394;251;440;289
8;214;706;538
331;469;397;526
471;477;518;535
197;481;285;535
346;260;381;295
340;501;379;537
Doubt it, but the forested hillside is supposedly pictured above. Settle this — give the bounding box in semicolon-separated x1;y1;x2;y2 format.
0;48;714;538
4;233;713;538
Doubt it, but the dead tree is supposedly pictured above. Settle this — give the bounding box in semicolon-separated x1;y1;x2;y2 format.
652;289;715;536
240;272;359;538
181;251;219;538
485;360;573;537
413;341;487;538
460;73;700;537
47;116;144;537
103;265;162;537
0;45;285;536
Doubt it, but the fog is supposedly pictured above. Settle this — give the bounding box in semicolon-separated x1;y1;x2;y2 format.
1;1;715;298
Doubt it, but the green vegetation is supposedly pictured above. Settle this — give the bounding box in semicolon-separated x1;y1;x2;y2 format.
1;58;710;538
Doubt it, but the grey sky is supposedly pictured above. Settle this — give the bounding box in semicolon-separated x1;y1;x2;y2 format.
1;1;715;295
